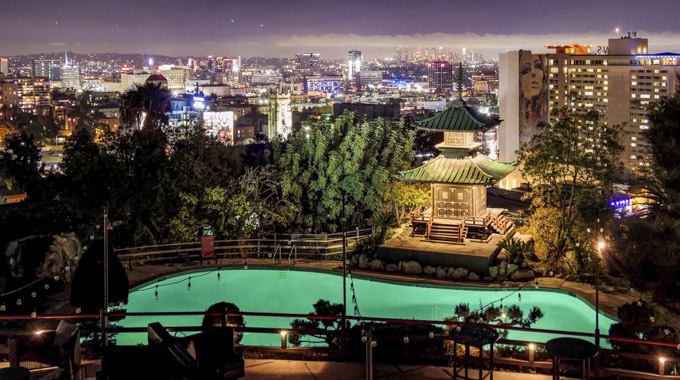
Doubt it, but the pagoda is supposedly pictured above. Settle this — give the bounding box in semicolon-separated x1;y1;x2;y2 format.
396;99;516;243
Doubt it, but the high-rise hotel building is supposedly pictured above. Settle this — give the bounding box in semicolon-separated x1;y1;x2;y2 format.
499;37;680;181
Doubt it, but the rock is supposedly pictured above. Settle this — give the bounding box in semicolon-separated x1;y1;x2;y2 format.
565;274;577;281
398;261;404;272
446;267;455;278
482;276;493;282
507;264;519;275
499;261;508;275
451;267;468;280
436;266;448;279
402;261;422;275
511;270;535;281
488;266;499;279
423;265;437;275
350;254;360;266
369;259;384;271
468;272;480;281
386;263;399;272
358;254;370;269
516;234;534;245
497;275;508;282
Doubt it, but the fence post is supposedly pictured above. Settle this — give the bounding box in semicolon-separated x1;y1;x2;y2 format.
8;337;18;367
366;329;373;380
257;233;261;258
356;227;360;248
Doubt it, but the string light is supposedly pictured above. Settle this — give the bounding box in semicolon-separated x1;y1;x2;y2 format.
403;336;409;344
31;309;37;318
31;292;37;298
16;299;22;306
429;331;435;338
371;340;377;347
154;285;159;300
535;280;539;289
187;277;191;291
75;307;81;314
0;301;5;312
518;292;522;302
44;284;49;290
217;269;221;281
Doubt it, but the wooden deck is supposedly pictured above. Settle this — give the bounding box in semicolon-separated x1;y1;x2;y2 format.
376;230;508;276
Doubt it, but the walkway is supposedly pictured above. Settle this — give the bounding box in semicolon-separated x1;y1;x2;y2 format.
242;359;574;380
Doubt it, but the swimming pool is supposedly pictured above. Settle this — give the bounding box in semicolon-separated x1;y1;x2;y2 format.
118;268;617;346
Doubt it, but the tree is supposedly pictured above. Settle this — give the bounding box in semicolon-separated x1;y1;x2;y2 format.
202;302;245;344
641;89;680;217
289;299;343;348
383;181;430;224
120;83;171;130
275;111;415;233
517;106;623;273
449;302;543;340
70;240;129;312
0;132;43;197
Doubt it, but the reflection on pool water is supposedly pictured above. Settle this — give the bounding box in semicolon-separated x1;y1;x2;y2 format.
118;268;617;346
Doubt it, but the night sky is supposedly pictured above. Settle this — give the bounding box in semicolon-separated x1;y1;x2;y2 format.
2;0;679;58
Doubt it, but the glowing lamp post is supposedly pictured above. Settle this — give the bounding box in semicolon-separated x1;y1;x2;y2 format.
280;330;287;349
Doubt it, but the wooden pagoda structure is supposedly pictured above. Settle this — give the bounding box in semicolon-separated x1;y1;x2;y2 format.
397;100;516;243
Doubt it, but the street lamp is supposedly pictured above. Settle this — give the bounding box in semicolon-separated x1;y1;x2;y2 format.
595;240;605;378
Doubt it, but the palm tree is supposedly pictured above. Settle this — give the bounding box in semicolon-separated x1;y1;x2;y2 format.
120;83;171;131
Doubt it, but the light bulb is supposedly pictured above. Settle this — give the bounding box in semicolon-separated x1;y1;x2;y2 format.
456;326;461;332
16;299;22;306
75;307;81;314
31;292;37;298
428;331;434;338
54;275;60;281
31;310;37;318
217;272;221;281
650;317;655;323
44;284;50;290
0;304;5;311
362;335;367;343
371;340;377;348
518;293;522;302
403;336;409;343
502;313;507;319
243;264;248;270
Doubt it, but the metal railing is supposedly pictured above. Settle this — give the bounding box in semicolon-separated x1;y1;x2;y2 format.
113;228;375;268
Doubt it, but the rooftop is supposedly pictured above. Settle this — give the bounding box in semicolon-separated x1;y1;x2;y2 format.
415;100;500;132
396;153;515;185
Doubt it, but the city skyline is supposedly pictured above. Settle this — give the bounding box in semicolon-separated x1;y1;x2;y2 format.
2;0;680;58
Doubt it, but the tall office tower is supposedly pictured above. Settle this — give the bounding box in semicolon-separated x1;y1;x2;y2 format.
295;53;321;77
395;46;403;61
60;53;81;90
428;61;454;92
13;77;50;114
159;65;186;91
499;36;680;180
32;59;61;80
348;50;362;79
1;58;10;75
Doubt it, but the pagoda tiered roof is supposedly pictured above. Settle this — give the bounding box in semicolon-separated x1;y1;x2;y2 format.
396;153;515;185
415;100;500;132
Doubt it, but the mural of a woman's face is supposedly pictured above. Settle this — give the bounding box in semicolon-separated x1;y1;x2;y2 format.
520;53;545;99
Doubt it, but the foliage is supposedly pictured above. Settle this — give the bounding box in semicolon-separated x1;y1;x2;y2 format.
382;181;430;224
497;236;536;268
120;83;171;130
202;302;246;344
275;111;415;233
518;105;623;273
0;132;43;197
289;299;344;349
36;233;82;288
449;302;543;340
69;240;129;312
607;217;680;303
608;300;679;360
641;89;680;217
369;211;398;244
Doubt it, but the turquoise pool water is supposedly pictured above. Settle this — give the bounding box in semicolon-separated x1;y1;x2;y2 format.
118;268;617;346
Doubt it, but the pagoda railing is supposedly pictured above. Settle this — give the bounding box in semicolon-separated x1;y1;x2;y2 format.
459;213;467;242
409;206;425;223
426;216;434;239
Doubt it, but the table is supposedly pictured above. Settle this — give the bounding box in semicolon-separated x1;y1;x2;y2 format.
450;324;499;380
0;367;30;380
545;337;598;380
